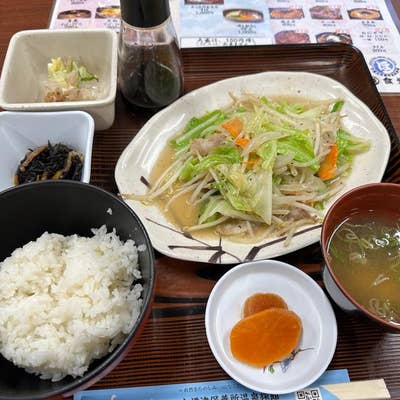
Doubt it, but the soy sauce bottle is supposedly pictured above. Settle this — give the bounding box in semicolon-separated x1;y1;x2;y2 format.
118;0;184;109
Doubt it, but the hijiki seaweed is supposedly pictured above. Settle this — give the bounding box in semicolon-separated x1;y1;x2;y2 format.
14;142;84;184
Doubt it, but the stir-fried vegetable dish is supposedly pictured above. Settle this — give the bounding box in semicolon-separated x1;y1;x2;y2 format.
126;93;370;244
328;214;400;325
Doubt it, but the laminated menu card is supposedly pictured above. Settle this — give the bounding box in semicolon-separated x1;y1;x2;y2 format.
74;369;349;400
49;0;122;30
178;0;400;93
49;0;400;93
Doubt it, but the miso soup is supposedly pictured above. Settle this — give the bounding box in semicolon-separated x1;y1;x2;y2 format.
327;211;400;325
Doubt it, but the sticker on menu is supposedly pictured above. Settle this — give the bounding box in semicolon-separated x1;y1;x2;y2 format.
370;56;399;76
369;54;400;87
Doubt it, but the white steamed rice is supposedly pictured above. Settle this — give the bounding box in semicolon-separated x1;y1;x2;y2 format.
0;225;142;381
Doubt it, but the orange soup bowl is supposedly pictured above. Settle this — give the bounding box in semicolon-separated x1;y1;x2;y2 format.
321;182;400;332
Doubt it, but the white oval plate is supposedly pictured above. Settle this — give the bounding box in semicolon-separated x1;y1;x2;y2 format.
115;71;391;264
205;260;337;394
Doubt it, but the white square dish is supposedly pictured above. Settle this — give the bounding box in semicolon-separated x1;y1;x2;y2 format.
0;29;117;130
0;111;94;192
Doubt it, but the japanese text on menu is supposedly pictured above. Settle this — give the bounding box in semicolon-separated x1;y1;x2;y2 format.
49;0;400;93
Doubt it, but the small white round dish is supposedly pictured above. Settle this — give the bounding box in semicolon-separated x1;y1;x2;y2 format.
115;71;391;264
205;260;337;394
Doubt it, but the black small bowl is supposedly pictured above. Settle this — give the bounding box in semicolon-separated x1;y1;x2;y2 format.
0;181;155;400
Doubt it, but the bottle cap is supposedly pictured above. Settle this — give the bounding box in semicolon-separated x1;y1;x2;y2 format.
120;0;170;28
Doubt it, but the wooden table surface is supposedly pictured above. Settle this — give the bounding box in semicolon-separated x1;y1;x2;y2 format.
1;1;400;399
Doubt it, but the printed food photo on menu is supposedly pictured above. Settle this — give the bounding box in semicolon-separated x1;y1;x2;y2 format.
95;6;120;19
223;8;264;23
274;30;311;44
185;0;224;3
57;9;92;19
310;5;343;20
269;8;304;19
348;8;383;20
316;32;353;45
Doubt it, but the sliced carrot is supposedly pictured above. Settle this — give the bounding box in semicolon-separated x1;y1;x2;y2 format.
243;293;288;318
318;144;338;181
222;118;243;138
243;156;259;166
234;137;250;148
230;308;302;367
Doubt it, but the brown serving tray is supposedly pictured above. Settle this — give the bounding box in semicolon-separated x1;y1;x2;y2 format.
90;43;400;398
